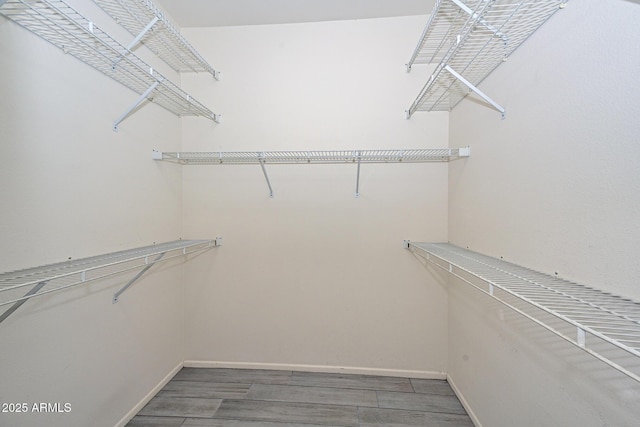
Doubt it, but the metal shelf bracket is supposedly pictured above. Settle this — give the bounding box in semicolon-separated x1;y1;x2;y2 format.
112;252;165;303
0;281;47;324
113;80;160;131
111;15;159;69
258;153;274;198
126;15;159;52
355;151;362;198
450;0;505;41
445;65;505;119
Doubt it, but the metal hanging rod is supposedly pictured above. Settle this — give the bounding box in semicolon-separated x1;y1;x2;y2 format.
153;148;470;198
0;239;220;324
92;0;220;79
406;0;567;118
406;242;640;383
0;0;220;130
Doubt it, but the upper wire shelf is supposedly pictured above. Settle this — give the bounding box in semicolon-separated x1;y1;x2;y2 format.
407;242;640;383
0;0;220;130
406;0;567;118
92;0;219;79
153;148;471;165
0;239;215;323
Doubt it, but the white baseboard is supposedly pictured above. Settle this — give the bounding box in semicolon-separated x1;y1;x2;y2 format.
447;374;482;427
114;361;184;427
183;360;446;380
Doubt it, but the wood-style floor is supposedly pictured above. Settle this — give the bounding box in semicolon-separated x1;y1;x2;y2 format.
126;368;474;427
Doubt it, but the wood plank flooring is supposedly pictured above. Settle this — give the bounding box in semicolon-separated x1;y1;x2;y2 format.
126;368;474;427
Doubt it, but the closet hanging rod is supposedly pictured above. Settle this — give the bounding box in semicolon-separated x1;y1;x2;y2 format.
406;242;640;384
152;148;470;165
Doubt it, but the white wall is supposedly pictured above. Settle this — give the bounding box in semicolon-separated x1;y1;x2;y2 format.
179;16;452;376
0;1;187;425
447;1;640;425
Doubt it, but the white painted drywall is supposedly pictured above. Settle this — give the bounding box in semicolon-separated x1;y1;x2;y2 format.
178;16;452;376
447;0;640;425
0;1;187;425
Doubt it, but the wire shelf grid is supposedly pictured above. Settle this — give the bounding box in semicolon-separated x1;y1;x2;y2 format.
409;242;640;382
155;149;470;165
0;0;218;122
92;0;218;77
407;0;566;116
0;240;214;318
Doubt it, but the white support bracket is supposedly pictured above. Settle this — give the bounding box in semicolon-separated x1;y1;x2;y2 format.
450;0;506;41
577;327;586;348
445;65;505;119
355;151;362;198
126;16;159;52
458;147;471;157
112;16;159;69
0;281;48;324
258;154;274;198
113;80;160;131
113;252;165;303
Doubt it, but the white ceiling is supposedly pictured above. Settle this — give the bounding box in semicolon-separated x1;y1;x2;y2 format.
153;0;434;28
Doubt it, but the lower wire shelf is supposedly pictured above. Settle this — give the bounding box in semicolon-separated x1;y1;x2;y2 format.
0;239;216;323
407;242;640;383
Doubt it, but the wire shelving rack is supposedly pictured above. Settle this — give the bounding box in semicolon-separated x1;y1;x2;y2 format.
153;148;470;165
407;242;640;383
0;0;220;130
406;0;567;118
153;148;470;198
0;239;216;323
92;0;219;79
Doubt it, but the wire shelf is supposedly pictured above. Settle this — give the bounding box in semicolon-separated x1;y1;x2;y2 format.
153;148;471;165
92;0;219;78
0;0;219;127
406;0;566;117
0;240;214;322
408;242;640;383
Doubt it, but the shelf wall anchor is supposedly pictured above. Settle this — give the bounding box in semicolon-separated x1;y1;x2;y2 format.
445;65;505;119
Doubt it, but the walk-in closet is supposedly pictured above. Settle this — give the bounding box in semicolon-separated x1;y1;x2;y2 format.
1;0;639;426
